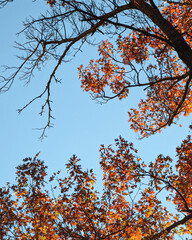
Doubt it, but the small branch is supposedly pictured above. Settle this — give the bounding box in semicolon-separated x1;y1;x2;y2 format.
0;0;12;8
0;42;40;92
102;71;190;100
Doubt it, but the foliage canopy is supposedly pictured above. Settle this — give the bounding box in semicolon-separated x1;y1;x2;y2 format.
1;135;192;239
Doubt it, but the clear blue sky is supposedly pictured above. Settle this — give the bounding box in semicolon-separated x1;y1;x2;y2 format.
0;0;191;194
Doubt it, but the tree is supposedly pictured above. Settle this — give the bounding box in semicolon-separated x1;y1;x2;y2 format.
0;0;191;138
0;134;192;239
0;0;192;239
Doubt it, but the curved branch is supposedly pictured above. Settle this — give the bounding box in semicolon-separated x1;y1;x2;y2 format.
150;212;192;239
167;74;192;125
148;173;192;213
